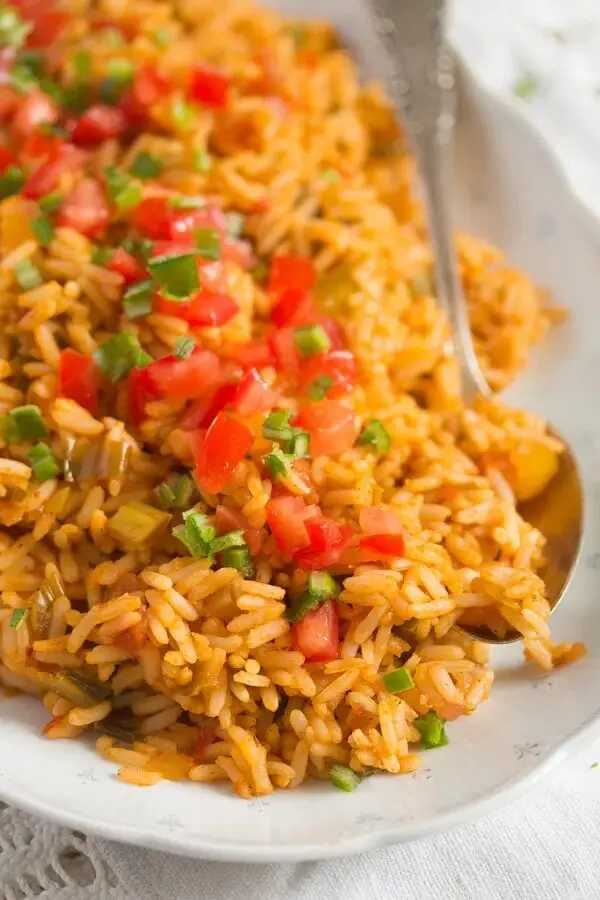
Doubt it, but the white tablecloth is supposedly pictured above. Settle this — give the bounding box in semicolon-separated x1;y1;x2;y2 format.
3;1;600;897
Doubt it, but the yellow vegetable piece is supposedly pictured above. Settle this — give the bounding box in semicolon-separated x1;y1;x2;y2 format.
107;502;171;547
0;196;37;252
510;441;560;502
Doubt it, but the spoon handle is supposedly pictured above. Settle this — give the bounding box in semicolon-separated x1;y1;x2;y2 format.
364;0;489;400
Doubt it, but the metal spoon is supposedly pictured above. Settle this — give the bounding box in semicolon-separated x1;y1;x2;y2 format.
365;0;584;643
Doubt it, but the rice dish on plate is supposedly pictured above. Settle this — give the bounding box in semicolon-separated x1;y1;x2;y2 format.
0;0;584;797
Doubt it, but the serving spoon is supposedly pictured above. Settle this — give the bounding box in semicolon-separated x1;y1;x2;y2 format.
365;0;584;643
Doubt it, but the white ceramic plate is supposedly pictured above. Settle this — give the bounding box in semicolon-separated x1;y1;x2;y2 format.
1;1;600;863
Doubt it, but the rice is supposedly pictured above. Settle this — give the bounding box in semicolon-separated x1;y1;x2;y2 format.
0;0;585;800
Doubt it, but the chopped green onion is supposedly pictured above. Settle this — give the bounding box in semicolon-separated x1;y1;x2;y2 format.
151;27;171;48
250;261;268;284
106;57;134;85
408;273;433;298
39;191;63;213
294;324;331;357
307;374;333;401
90;245;114;266
513;73;539;101
226;212;245;239
210;530;245;555
307;571;339;600
288;430;309;458
129;152;163;180
31;216;55;246
148;251;199;299
155;474;194;510
265;444;290;481
72;50;91;80
193;227;221;261
2;405;47;441
13;259;43;291
220;545;255;578
107;502;171;546
172;510;216;558
93;332;152;383
168;195;206;210
174;336;196;359
193;149;212;172
9;608;28;629
171;99;197;133
356;419;391;454
0;166;25;200
329;763;362;793
382;667;414;694
155;481;176;510
414;710;448;749
114;184;142;211
0;6;32;50
262;409;293;443
9;62;38;93
105;167;140;210
27;442;60;482
321;168;340;185
123;279;153;319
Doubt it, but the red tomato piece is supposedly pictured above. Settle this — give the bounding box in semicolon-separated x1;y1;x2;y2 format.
291;597;339;663
71;105;127;145
295;399;358;457
21;132;61;162
318;315;346;351
133;196;174;239
229;369;277;416
359;506;403;535
155;290;238;328
215;505;262;555
144;348;221;401
128;366;158;427
57;177;109;238
268;255;315;294
11;0;67;47
190;411;253;494
270;287;315;328
222;237;255;270
107;248;147;285
224;340;275;370
298;349;357;398
57;349;100;415
188;65;230;109
179;383;238;431
292;516;354;571
132;64;171;107
11;90;58;141
22;144;86;199
269;326;301;375
0;145;13;174
359;533;406;558
265;496;320;559
168;204;227;245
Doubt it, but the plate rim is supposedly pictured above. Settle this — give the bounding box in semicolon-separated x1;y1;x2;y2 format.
1;50;600;863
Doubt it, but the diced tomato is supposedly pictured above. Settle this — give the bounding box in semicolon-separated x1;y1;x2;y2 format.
229;369;277;416
359;506;403;535
265;496;320;559
292;516;353;570
268;255;315;294
132;64;171;108
57;349;100;416
360;533;406;558
72;105;127;145
298;349;357;398
128;366;158;427
295;399;358;457
188;65;230;109
57;177;109;238
144;348;221;401
224;340;274;370
11;90;58;142
291;597;339;663
222;237;254;270
215;504;262;555
179;383;237;431
168;204;227;245
21;132;61;162
0;145;13;175
191;725;216;762
155;290;238;328
23;144;86;200
107;248;147;285
190;411;253;494
0;86;19;122
11;0;67;47
270;287;315;328
133;196;173;239
269;326;301;375
318;315;346;351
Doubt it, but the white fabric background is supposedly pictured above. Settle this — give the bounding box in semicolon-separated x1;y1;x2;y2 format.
3;1;600;897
